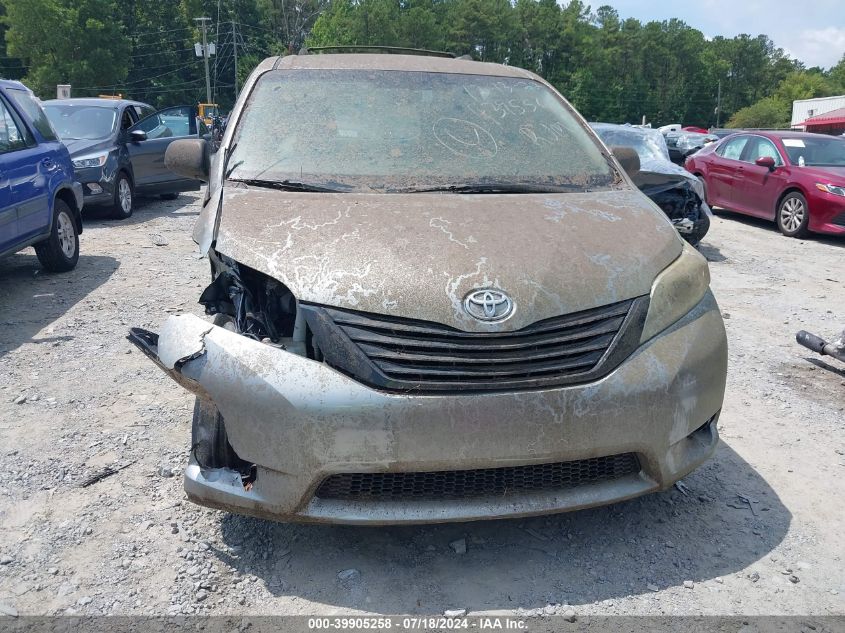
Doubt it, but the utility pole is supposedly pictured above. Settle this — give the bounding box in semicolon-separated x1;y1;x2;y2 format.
716;79;722;128
232;19;239;97
195;17;212;104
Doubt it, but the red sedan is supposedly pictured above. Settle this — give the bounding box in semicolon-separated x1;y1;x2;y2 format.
685;131;845;237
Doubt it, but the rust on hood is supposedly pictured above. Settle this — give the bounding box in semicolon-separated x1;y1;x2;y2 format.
213;186;681;332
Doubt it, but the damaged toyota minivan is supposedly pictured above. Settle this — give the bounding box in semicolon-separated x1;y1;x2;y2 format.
129;50;727;524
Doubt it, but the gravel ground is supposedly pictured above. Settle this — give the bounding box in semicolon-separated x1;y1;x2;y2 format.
0;193;843;618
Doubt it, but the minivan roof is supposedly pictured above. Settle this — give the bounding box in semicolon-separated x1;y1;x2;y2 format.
266;53;537;80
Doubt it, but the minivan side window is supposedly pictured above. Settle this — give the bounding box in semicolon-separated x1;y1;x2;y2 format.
7;88;58;142
0;97;28;153
720;136;748;161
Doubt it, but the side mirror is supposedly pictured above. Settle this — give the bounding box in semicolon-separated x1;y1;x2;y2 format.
755;156;776;171
611;146;640;177
165;139;209;182
130;129;147;143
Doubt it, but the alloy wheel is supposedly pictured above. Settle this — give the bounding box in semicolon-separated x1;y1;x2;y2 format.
56;211;76;258
780;198;805;233
119;178;132;214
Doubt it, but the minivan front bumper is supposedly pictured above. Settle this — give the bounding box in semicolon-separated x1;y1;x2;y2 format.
131;291;727;525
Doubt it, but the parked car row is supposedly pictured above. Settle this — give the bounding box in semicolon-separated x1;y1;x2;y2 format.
1;84;206;271
595;121;845;239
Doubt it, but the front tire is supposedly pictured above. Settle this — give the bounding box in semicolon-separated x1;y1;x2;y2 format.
777;192;810;238
111;172;134;219
35;199;79;272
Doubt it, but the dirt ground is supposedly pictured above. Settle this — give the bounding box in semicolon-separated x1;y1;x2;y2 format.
0;193;843;618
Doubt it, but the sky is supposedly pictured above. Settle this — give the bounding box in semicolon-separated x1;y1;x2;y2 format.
603;0;845;69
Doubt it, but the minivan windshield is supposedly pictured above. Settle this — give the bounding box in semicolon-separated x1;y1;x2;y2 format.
227;69;617;192
43;104;117;140
782;136;845;167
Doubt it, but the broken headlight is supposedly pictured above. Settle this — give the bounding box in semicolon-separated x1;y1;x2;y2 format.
199;252;305;353
640;241;710;343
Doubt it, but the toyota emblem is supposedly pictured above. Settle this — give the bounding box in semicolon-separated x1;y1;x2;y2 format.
464;289;514;322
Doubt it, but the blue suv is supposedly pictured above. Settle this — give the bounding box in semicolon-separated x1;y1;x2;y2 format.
0;80;83;271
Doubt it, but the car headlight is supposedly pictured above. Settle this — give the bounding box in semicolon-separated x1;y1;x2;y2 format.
640;241;711;343
815;183;845;197
72;152;109;169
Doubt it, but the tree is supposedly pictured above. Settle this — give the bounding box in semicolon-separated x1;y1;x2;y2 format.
3;0;130;99
828;54;845;93
727;97;789;128
727;70;835;129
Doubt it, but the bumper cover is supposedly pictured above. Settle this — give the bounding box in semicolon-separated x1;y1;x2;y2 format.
132;291;727;524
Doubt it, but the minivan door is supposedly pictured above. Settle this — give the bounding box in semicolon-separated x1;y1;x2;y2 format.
126;106;202;194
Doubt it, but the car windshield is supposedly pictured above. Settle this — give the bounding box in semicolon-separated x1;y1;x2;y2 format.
782;136;845;167
590;124;670;164
43;104;117;140
227;69;617;192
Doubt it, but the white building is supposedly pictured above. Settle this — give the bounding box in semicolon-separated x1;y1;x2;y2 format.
791;95;845;128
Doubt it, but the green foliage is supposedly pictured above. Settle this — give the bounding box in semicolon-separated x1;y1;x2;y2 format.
307;0;811;127
3;0;130;98
727;70;836;129
1;0;843;124
727;96;790;129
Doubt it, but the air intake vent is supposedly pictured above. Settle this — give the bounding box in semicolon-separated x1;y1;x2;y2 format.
315;453;641;501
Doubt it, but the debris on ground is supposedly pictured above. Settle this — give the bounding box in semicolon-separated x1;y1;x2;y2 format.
79;461;135;488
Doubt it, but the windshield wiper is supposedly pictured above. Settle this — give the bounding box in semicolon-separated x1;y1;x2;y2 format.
395;182;583;194
229;178;347;193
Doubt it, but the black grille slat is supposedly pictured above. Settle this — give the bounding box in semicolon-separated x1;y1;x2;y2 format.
342;316;626;352
377;351;604;378
315;453;640;501
358;334;614;365
328;301;632;339
301;296;647;393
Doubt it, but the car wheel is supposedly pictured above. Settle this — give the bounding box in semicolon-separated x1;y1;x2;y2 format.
776;192;810;238
34;199;79;272
160;193;179;201
112;172;134;219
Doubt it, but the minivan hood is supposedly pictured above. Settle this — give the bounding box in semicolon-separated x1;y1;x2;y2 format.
214;186;682;332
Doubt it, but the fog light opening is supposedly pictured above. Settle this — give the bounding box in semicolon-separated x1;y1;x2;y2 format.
86;183;103;194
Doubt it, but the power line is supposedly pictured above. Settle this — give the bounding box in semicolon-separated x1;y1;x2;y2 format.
79;63;197;91
130;47;194;59
129;26;192;38
131;34;200;49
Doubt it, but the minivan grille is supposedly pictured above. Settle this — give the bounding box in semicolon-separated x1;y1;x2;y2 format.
300;297;647;393
315;453;640;501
